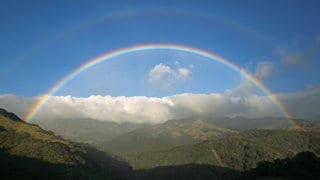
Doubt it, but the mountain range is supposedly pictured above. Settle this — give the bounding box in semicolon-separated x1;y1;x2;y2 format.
33;118;146;146
2;108;320;179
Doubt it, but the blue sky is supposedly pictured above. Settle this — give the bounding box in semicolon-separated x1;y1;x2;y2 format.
1;0;320;97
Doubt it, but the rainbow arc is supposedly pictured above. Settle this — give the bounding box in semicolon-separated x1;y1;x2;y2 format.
24;43;301;129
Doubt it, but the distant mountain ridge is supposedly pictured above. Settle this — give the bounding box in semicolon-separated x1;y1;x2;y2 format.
102;116;304;155
32;115;320;168
33;116;316;150
104;117;236;157
33;118;148;146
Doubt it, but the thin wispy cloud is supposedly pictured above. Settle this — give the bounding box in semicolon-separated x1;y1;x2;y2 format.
316;34;320;42
275;39;319;68
283;50;315;67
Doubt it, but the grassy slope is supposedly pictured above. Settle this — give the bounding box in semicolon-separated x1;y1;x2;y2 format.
0;111;131;179
0;116;68;144
0;115;86;165
2;107;320;179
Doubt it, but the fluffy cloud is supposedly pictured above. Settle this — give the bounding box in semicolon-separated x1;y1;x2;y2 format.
148;63;192;90
1;87;320;123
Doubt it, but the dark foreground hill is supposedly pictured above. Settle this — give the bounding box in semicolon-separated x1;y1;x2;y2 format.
246;151;320;179
0;108;131;179
132;151;320;180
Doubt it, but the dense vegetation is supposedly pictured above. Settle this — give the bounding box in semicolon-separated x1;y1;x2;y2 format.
101;118;320;170
246;151;320;179
132;151;320;180
104;118;235;157
123;129;320;170
1;108;320;179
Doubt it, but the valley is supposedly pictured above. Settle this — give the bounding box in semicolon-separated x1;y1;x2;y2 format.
34;113;320;171
2;108;320;179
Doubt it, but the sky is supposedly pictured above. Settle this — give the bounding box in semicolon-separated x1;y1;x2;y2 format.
0;0;320;122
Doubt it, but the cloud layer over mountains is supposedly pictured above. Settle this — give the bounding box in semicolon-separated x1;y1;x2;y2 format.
1;87;319;123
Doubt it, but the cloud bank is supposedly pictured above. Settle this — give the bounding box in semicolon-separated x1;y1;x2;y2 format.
1;61;318;124
1;87;320;123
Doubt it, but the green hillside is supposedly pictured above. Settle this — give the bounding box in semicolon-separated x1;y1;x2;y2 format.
104;118;235;157
31;113;320;173
103;116;301;160
127;129;320;170
1;108;320;179
0;108;130;179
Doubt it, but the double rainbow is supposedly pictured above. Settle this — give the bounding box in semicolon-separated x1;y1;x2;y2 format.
24;43;300;129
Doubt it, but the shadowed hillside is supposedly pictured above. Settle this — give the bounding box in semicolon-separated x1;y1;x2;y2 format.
132;164;240;180
245;151;320;179
0;149;121;180
131;151;320;180
0;108;131;179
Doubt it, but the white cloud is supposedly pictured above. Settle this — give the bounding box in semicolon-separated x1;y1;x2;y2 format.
0;94;35;118
255;61;275;80
1;86;320;123
148;63;192;90
2;60;318;124
176;68;191;80
232;61;275;95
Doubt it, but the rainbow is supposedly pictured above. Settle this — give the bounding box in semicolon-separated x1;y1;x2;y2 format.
24;43;301;129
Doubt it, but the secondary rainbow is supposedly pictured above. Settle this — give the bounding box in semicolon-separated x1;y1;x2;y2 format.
24;43;301;129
